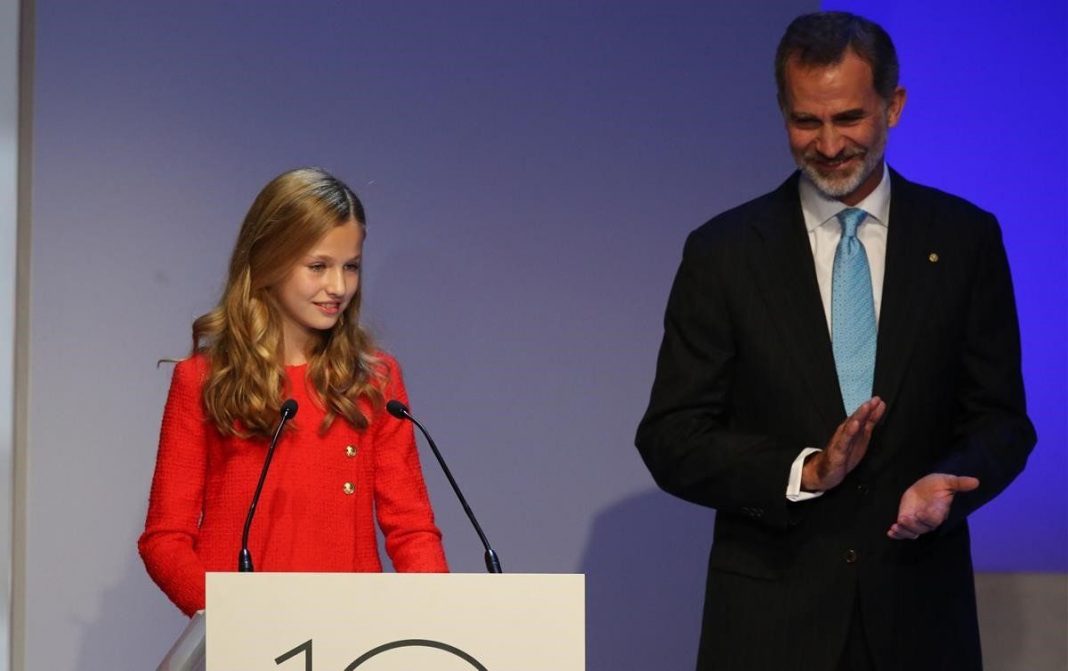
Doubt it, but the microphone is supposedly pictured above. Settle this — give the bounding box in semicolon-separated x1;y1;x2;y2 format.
386;400;502;573
238;399;298;572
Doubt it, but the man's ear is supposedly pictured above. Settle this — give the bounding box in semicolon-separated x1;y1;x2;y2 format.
887;86;907;128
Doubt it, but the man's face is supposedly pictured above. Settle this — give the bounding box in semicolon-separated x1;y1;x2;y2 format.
782;49;905;205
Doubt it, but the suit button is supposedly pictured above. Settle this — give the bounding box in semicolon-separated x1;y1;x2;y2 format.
844;549;858;564
345;445;358;458
856;483;869;495
342;482;355;495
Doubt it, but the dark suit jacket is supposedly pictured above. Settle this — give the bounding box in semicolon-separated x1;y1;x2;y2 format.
635;169;1035;671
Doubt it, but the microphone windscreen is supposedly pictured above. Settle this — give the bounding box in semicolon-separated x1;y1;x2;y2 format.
280;399;299;419
386;400;409;419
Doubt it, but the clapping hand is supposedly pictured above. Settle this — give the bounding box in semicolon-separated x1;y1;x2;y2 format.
887;474;980;540
801;397;887;492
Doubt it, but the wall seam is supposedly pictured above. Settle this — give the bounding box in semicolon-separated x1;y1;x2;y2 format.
12;0;34;668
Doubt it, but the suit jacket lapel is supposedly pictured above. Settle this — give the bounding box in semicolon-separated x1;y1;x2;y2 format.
748;174;844;430
873;169;934;410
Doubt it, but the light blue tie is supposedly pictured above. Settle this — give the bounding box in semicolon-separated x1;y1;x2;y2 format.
832;207;876;415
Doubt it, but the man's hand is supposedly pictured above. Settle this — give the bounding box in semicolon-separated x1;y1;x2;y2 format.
887;474;980;540
801;397;886;492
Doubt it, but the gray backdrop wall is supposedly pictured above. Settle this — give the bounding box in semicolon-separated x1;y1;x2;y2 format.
21;3;811;669
14;2;1065;671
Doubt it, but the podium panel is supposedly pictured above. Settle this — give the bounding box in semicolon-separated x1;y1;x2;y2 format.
206;573;584;670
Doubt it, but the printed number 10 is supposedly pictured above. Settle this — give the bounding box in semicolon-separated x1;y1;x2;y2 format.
276;639;312;671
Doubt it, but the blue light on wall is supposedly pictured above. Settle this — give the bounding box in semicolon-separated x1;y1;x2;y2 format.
825;0;1067;570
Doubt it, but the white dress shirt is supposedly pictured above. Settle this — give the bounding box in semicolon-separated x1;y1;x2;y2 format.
786;165;891;501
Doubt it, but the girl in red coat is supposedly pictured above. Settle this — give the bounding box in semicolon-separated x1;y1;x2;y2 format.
139;168;448;616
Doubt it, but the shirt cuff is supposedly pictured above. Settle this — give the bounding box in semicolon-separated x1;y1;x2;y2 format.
786;447;823;501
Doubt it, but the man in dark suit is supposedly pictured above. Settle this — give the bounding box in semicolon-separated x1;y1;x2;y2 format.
635;12;1035;671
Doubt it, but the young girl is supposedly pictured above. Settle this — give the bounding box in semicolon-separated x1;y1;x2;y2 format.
139;167;447;616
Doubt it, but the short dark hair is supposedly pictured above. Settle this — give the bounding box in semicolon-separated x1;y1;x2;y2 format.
775;11;899;106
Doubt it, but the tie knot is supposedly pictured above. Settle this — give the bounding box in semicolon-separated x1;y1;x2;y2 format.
837;208;867;238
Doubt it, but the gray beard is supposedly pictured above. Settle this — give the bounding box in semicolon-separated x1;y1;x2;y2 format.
796;134;886;200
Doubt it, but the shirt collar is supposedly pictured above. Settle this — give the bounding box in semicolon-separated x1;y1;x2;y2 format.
799;163;891;232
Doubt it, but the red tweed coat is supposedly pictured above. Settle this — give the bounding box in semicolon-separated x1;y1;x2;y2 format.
138;353;447;616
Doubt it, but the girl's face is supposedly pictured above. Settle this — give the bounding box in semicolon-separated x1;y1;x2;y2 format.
274;219;364;364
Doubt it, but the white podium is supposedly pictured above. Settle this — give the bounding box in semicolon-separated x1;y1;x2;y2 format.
163;572;583;670
157;611;205;671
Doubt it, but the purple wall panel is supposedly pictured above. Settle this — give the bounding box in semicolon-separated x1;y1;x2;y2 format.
29;2;1063;669
28;2;815;669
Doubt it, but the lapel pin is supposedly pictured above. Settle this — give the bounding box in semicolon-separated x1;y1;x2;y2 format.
928;253;939;263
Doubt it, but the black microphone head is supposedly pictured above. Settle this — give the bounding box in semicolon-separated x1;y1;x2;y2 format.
280;399;298;419
386;400;410;419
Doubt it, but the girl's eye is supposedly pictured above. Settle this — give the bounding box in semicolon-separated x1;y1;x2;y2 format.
345;263;361;272
308;263;325;272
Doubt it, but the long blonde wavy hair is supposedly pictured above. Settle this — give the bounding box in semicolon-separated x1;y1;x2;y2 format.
192;167;383;437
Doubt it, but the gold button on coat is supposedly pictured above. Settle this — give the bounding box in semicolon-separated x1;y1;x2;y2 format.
342;482;355;495
345;445;357;457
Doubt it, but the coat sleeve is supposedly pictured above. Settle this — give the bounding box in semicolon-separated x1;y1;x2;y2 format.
936;213;1035;525
138;358;210;616
372;354;449;571
635;230;805;530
